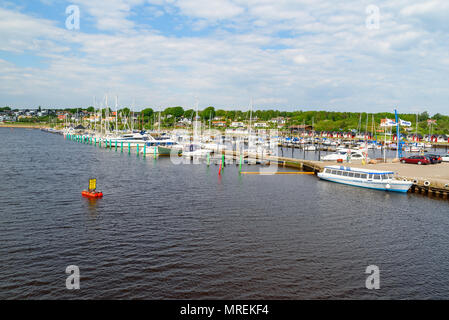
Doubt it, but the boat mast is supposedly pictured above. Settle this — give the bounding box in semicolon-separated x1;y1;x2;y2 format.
365;113;368;140
384;122;387;163
357;113;362;136
312;116;314;137
158;107;161;133
100;95;104;136
115;95;118;135
209;111;211;131
194;99;199;141
416;112;418;136
365;113;369;159
93;96;97;134
249;98;253;136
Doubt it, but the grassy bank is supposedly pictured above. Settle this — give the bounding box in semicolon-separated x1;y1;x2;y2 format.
0;123;49;129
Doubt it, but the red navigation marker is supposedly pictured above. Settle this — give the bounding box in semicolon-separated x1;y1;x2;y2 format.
81;178;103;198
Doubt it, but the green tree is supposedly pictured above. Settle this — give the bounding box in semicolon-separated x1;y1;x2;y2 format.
201;106;215;120
184;109;195;119
418;111;429;121
120;108;130;116
215;109;226;118
171;106;184;118
142;108;154;118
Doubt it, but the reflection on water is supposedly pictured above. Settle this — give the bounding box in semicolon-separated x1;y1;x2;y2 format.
0;128;448;299
85;198;100;219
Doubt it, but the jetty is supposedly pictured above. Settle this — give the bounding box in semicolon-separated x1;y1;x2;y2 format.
51;131;449;200
218;149;449;199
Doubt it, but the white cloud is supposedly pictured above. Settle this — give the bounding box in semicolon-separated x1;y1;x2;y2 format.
173;0;244;20
400;1;444;16
0;2;448;113
0;8;66;53
399;0;449;31
71;0;145;31
293;55;307;64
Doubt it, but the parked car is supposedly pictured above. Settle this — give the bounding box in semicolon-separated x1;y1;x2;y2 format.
426;154;442;163
400;155;432;165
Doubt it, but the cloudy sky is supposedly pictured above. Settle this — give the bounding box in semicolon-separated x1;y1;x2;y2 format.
0;0;448;113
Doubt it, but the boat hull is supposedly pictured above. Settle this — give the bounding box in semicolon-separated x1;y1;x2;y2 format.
317;173;412;193
157;146;182;155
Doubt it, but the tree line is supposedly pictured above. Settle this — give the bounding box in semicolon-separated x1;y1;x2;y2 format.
4;105;449;135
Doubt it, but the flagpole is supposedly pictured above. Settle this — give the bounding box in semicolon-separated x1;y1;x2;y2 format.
384;126;386;163
394;108;401;159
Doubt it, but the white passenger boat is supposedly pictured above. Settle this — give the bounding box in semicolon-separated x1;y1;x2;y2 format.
317;166;413;193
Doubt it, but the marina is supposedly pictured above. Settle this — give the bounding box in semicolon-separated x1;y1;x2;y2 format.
2;127;449;300
43;126;449;201
2;0;449;304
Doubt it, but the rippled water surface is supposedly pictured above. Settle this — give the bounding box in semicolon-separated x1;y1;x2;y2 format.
1;128;449;299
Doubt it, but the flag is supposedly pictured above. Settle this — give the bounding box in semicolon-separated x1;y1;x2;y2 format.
399;119;411;126
380;118;397;127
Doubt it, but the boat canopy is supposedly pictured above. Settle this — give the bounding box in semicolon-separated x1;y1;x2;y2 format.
324;165;394;175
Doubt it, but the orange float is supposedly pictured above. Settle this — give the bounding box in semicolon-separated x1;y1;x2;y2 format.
81;190;103;198
82;179;103;198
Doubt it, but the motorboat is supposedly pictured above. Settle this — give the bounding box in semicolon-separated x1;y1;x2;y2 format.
317;166;413;192
182;143;212;157
105;131;152;147
202;142;228;153
304;145;317;151
321;149;366;161
406;145;421;153
141;136;182;155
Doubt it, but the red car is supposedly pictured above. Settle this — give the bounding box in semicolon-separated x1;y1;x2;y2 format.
400;155;431;165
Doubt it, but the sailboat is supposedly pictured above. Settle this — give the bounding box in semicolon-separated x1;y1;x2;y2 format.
175;99;209;157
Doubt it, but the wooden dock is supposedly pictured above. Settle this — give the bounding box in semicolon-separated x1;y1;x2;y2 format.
220;149;449;199
63;135;449;200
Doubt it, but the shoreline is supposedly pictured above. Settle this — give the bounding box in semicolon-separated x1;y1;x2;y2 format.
0;123;48;129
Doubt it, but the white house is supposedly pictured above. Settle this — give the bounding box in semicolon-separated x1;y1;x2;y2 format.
226;128;248;135
231;121;245;128
178;117;192;125
269;117;286;125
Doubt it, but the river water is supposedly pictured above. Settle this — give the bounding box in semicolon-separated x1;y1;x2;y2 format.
1;127;448;299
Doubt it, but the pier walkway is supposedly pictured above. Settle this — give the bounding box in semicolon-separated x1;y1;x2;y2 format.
220;149;449;198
